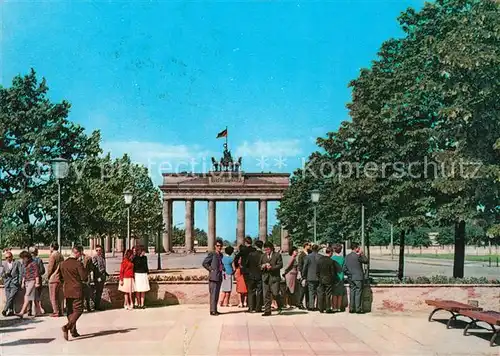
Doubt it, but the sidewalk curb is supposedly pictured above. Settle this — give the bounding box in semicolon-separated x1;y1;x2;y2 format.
371;257;480;267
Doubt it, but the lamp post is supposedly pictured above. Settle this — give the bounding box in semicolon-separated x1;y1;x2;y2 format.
487;232;494;267
390;224;394;260
51;157;69;250
157;212;162;270
310;189;320;245
123;190;133;250
361;204;365;253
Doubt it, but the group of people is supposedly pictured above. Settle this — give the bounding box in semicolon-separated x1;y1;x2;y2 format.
202;238;368;316
1;243;151;341
203;237;284;316
1;243;109;319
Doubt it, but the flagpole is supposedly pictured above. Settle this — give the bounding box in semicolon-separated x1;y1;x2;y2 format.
225;126;228;148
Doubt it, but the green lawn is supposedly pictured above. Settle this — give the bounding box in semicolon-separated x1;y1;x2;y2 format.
406;253;500;262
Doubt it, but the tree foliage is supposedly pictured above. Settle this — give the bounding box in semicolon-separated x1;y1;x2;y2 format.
0;70;161;247
278;0;500;278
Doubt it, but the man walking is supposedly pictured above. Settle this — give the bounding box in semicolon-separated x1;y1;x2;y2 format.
297;242;311;309
343;243;368;314
202;239;224;316
92;245;108;311
60;246;87;341
1;251;22;316
316;247;336;313
302;244;320;311
260;241;283;316
47;242;65;317
246;240;264;313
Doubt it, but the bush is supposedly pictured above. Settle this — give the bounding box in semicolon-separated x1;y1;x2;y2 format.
105;274;209;283
372;275;500;285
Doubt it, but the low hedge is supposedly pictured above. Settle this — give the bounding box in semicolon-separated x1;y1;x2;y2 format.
371;276;500;285
108;274;500;284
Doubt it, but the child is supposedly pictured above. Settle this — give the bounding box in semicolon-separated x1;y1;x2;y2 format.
234;257;247;308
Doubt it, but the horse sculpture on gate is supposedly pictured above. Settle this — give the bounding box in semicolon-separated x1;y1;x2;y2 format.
211;144;242;172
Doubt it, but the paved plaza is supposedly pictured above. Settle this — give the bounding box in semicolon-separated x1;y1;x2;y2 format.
0;305;497;356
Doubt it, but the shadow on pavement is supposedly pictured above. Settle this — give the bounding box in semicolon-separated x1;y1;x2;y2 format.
218;310;248;315
433;318;470;329
281;311;309;316
0;338;55;346
0;327;35;333
433;318;498;346
76;328;137;340
466;329;499;346
0;318;43;328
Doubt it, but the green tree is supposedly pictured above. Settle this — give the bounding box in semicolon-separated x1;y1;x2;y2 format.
267;224;281;247
278;0;500;281
0;69;101;246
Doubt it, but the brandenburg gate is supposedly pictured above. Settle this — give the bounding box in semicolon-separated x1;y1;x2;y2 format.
159;143;290;252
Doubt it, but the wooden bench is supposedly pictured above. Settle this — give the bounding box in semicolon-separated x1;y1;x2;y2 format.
461;310;500;347
425;299;483;329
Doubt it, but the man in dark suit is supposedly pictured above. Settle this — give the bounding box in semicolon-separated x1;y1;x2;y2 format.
246;240;264;313
1;251;22;316
235;237;255;288
343;243;368;314
316;247;337;313
60;246;87;341
297;242;311;309
302;244;321;310
260;241;283;316
202;239;224;316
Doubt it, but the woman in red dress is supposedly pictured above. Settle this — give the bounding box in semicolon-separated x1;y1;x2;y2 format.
234;257;248;308
118;249;135;310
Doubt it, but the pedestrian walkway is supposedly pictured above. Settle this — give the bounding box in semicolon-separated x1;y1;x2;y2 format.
0;305;496;355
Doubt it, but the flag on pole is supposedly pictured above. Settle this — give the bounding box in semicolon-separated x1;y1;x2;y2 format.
216;128;227;138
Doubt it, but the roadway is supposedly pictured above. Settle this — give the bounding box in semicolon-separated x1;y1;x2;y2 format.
103;252;500;279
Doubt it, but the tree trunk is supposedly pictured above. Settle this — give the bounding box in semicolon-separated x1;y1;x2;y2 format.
22;209;33;246
398;230;406;281
453;220;466;278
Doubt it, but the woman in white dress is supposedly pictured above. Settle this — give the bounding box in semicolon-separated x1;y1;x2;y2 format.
118;249;135;310
133;246;150;309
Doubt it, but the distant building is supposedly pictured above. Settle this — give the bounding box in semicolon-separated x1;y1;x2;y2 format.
429;232;439;246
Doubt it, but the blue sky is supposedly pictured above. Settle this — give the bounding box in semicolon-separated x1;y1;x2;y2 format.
1;0;423;242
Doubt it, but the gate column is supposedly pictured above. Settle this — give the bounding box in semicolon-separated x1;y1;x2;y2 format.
185;200;194;252
237;200;245;246
208;200;216;251
259;199;268;242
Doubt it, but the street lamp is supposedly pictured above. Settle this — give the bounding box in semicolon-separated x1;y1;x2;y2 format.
487;232;494;267
157;212;162;270
123;190;133;250
51;157;69;250
310;189;320;244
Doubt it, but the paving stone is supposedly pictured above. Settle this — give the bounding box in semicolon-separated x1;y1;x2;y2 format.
0;305;497;356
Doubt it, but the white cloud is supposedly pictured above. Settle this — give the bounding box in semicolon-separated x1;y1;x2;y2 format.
235;139;302;158
102;141;212;162
101;141;217;183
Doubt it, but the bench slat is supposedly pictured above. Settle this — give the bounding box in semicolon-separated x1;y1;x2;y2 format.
461;310;500;326
425;299;483;312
